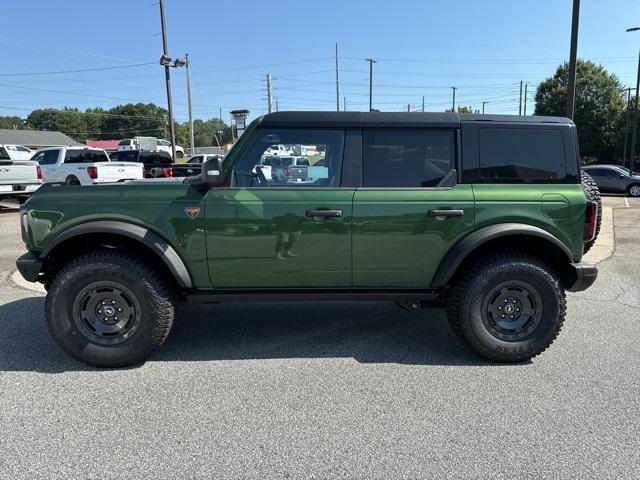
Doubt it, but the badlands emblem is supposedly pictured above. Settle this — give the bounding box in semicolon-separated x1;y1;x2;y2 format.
184;207;200;219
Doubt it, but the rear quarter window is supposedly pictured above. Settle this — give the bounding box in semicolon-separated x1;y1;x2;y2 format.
478;128;566;181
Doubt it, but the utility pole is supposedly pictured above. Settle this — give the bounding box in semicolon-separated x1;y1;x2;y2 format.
422;96;425;112
185;53;194;156
631;49;640;172
276;100;279;112
565;0;580;119
482;101;488;114
523;83;528;115
335;43;340;111
519;81;523;115
407;104;411;112
266;74;273;113
365;58;377;111
451;87;457;112
159;0;177;160
623;87;633;167
219;107;222;121
343;96;346;111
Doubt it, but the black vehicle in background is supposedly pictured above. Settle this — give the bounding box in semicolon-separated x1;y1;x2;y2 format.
172;154;222;177
112;150;174;178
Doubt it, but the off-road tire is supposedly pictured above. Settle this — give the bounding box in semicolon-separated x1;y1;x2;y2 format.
176;151;184;158
446;252;566;363
581;170;601;253
45;249;175;368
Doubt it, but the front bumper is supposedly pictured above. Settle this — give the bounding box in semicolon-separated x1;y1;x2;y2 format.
566;262;598;292
16;252;43;283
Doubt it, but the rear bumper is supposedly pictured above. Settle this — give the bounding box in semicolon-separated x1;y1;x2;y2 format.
566;262;598;292
16;252;43;282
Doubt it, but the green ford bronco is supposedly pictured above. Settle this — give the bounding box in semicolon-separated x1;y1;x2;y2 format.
17;112;600;367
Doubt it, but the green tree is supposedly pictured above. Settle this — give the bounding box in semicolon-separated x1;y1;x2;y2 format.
26;107;88;141
101;103;168;140
0;116;27;130
535;60;625;162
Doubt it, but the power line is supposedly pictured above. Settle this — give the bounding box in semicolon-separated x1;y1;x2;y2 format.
0;62;156;77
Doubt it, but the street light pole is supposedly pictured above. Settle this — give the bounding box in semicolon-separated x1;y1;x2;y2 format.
565;0;580;119
482;101;488;114
627;27;640;172
451;87;457;112
335;43;340;111
185;53;194;156
158;0;177;161
365;58;377;111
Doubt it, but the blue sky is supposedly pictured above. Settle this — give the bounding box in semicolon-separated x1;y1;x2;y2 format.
1;0;639;126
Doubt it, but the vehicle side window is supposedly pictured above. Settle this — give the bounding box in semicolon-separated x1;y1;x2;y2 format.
0;147;8;159
188;156;203;164
64;150;109;163
600;169;619;178
584;168;601;176
478;128;566;181
233;129;344;188
363;130;455;188
16;146;31;152
36;150;59;165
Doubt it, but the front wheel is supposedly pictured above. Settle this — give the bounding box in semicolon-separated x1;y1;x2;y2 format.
45;250;175;367
176;151;184;159
628;184;640;197
446;253;565;363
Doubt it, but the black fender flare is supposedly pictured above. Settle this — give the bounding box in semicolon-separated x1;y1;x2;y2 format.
40;220;193;289
431;223;574;288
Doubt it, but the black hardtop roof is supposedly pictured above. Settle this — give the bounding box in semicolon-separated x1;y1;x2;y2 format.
259;111;573;128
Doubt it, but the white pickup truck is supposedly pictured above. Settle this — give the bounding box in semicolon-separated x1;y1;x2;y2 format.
0;145;42;199
32;146;144;185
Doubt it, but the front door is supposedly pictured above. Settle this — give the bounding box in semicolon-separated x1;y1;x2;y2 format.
352;129;474;287
205;128;354;288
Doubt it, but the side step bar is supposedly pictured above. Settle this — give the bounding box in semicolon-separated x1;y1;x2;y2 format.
185;289;441;304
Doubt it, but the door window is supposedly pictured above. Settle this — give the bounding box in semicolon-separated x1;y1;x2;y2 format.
233;129;344;187
34;150;59;165
64;150;109;163
363;130;455;187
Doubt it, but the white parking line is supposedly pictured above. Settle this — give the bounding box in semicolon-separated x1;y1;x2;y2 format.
625;197;630;208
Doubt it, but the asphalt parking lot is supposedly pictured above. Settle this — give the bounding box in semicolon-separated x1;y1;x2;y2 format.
0;197;639;479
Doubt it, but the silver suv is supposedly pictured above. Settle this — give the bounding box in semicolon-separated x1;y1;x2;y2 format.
582;164;640;197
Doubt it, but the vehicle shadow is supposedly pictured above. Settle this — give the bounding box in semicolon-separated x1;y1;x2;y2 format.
0;296;498;373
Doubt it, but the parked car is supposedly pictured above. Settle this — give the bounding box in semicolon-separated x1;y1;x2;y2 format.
264;144;293;156
117;137;158;153
113;150;174;177
17;111;600;368
260;155;310;182
581;164;640;197
171;154;220;178
156;139;185;158
0;146;41;199
0;144;34;161
32;146;143;185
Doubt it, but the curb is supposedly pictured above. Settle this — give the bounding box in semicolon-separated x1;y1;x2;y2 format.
583;205;614;265
10;270;46;293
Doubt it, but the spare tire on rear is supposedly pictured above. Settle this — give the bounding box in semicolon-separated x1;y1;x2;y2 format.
581;170;601;254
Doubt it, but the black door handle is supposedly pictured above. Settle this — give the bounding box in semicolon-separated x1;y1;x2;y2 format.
306;208;343;218
427;209;464;217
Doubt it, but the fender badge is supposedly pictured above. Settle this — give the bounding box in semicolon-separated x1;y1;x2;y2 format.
185;207;200;219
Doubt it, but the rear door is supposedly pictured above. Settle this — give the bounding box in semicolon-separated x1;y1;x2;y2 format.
33;149;61;182
205;128;355;288
352;129;474;287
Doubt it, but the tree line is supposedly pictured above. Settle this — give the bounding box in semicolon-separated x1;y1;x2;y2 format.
0;103;234;148
0;58;637;164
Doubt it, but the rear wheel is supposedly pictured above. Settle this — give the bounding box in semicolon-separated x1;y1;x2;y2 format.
581;170;601;253
65;175;81;186
45;250;175;367
176;151;184;159
628;184;640;197
446;252;565;363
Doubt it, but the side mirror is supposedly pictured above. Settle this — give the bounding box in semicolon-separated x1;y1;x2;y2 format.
620;174;626;178
202;156;223;186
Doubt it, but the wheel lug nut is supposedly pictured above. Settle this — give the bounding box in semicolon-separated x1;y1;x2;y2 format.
510;315;514;319
498;306;502;310
102;301;106;305
502;314;506;318
98;310;102;314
